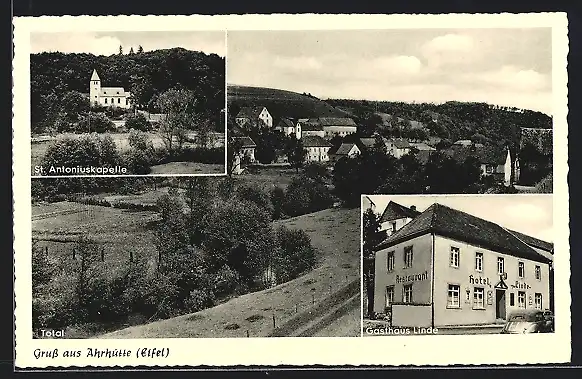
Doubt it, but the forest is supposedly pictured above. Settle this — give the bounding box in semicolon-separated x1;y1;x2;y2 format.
30;48;225;134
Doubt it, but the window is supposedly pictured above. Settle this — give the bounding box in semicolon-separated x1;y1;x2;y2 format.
403;284;413;303
404;246;413;268
126;99;129;105
447;284;461;308
117;98;120;104
387;252;395;272
473;287;485;309
497;257;505;275
518;291;526;308
104;98;108;104
535;293;542;309
486;165;494;174
94;95;97;99
450;247;460;268
510;293;515;306
391;222;397;233
111;98;114;104
386;286;395;308
518;262;525;278
475;252;483;272
535;265;541;280
104;91;107;94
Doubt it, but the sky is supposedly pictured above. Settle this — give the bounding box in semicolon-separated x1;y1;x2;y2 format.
227;29;552;115
30;31;226;57
365;195;553;243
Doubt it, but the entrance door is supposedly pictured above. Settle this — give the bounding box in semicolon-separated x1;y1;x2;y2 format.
496;290;506;320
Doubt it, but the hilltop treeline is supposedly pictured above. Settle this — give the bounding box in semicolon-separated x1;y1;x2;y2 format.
31;48;225;133
326;99;552;153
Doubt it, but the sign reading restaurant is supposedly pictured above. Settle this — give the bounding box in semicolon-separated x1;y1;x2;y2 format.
372;202;553;328
396;271;428;284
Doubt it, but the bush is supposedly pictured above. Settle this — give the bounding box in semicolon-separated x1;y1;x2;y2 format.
154;147;225;165
40;134;123;175
274;226;317;283
237;185;274;219
125;114;151;132
76;112;116;133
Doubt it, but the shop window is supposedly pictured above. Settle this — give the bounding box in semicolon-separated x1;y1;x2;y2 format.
403;284;413;303
387;251;395;272
447;284;460;308
497;257;505;275
404;246;413;268
535;265;541;280
535;293;542;310
518;262;525;278
450;246;460;268
473;287;485;309
518;291;526;308
475;252;483;272
510;293;515;306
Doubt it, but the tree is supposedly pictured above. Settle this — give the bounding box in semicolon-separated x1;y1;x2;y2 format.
274;226;317;283
226;136;244;176
185;177;212;246
125;113;151;131
270;186;286;220
362;208;386;318
156;88;199;153
155;193;189;272
129;47;135;55
118;45;123;55
237;185;274;219
76;112;116;133
137;45;144;54
286;138;307;173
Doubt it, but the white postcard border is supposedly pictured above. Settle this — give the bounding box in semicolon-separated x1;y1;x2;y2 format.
14;12;570;368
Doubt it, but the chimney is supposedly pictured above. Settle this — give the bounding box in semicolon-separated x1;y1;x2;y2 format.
410;205;416;211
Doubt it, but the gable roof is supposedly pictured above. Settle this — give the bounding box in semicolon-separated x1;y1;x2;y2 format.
277;117;295;128
359;138;377;148
302;135;333;148
409;142;436;151
379;201;421;223
444;145;508;165
233;136;256;148
236;106;266;119
91;69;100;81
318;117;357;127
376;203;551;264
387;139;411;149
334;143;360;156
301;119;324;131
229;124;246;137
100;87;126;97
507;229;553;253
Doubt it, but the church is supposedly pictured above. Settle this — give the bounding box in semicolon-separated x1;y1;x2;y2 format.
89;69;132;109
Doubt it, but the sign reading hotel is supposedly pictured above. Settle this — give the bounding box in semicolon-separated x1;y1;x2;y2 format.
395;270;428;284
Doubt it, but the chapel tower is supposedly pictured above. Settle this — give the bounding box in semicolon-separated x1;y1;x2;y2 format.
89;69;101;106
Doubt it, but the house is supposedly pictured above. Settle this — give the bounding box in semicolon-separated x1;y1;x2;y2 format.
378;201;421;235
385;139;411;159
318;117;358;138
302;135;332;163
329;142;361;162
235;106;273;128
444;145;513;186
231;136;257;175
409;142;436;152
362;196;377;213
89;69;131;109
275;117;300;139
359;138;377;151
299;119;326;138
373;203;552;327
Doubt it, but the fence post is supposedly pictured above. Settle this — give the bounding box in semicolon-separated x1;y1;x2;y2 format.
45;246;48;255
101;247;105;262
72;249;76;260
246;330;249;338
272;313;276;329
295;304;298;314
130;251;134;263
312;294;315;305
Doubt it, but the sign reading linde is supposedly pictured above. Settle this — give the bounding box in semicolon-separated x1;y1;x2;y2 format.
396;271;428;283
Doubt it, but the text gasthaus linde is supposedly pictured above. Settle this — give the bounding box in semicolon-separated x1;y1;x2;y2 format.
33;348;170;360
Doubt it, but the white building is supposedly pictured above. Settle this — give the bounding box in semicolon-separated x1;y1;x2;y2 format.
302;135;332;162
89;69;132;109
235;106;273;128
378;201;420;235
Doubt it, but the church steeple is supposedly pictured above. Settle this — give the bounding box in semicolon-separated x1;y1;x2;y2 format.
91;69;100;81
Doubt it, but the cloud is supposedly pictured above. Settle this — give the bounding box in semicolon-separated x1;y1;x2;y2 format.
421;33;479;69
503;203;549;223
423;33;475;53
467;65;550;91
31;32;122;56
273;56;323;71
370;55;423;76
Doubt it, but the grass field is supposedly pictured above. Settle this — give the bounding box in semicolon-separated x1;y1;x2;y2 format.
149;162;225;175
99;207;361;338
31;131;225;174
234;166;300;191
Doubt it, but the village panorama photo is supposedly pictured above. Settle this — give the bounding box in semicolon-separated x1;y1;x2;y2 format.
30;31;226;177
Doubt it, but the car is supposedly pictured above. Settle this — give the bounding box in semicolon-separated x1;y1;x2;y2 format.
500;309;554;334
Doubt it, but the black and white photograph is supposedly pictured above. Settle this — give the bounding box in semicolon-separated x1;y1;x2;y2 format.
30;31;226;177
362;195;554;336
14;13;569;369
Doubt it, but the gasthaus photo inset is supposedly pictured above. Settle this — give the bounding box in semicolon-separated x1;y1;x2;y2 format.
369;197;553;330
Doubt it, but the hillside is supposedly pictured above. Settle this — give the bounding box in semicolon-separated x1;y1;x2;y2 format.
98;207;361;338
227;85;349;124
31;48;225;133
